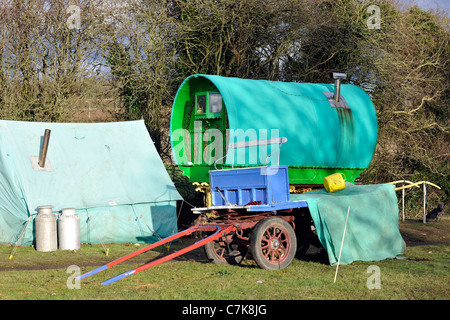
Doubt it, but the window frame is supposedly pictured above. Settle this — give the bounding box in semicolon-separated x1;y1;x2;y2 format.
195;91;223;118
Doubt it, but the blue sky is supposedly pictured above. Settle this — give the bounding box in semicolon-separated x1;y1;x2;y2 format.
402;0;450;11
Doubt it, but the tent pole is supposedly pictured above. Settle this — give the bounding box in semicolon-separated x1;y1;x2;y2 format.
423;182;427;224
402;182;405;222
334;206;350;283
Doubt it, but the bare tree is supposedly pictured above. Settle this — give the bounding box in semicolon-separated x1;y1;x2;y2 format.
103;0;180;157
0;0;110;122
171;0;312;80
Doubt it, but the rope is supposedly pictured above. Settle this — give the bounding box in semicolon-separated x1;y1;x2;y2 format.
88;215;110;256
9;216;33;260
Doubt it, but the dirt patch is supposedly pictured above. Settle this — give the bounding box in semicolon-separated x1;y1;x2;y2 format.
399;216;449;246
0;238;209;272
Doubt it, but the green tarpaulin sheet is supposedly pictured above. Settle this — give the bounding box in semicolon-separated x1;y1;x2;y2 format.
291;183;405;265
0;120;182;246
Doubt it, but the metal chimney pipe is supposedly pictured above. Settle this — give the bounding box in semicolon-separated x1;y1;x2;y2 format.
333;72;347;103
39;129;51;168
334;78;341;103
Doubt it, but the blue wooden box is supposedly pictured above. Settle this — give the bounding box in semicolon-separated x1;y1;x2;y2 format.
210;166;290;207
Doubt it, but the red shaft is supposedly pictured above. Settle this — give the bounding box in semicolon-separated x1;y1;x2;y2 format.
100;225;236;285
133;225;236;274
106;226;201;268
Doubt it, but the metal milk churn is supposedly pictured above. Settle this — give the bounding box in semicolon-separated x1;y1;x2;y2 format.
58;208;80;250
35;205;57;252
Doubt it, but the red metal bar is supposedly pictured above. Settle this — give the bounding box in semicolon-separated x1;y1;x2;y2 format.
78;225;218;280
101;225;236;285
105;225;215;268
134;225;236;273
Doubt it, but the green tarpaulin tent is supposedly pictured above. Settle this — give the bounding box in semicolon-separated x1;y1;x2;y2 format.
0;120;182;246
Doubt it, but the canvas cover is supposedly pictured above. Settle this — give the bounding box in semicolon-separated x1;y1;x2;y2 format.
292;183;405;265
0;120;182;246
171;74;378;169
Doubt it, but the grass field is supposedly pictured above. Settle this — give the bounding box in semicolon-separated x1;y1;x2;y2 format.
0;218;448;301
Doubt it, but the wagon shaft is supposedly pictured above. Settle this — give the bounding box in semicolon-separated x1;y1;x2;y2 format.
77;224;236;285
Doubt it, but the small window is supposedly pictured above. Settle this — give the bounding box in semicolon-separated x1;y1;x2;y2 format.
195;91;223;118
196;94;206;114
209;93;222;114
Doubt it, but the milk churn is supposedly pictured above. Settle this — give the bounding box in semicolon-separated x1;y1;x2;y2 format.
58;208;80;250
35;205;57;252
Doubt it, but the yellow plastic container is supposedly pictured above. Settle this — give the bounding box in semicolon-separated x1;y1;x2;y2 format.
323;173;346;193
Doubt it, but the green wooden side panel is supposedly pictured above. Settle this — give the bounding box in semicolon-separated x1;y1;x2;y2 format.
178;164;363;185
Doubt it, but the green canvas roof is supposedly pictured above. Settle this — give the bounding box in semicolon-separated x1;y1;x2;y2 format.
171;74;378;169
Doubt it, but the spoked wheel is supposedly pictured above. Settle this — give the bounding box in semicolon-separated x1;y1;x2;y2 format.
250;217;297;270
204;237;248;265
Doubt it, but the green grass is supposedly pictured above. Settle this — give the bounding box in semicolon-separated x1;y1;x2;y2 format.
0;238;448;300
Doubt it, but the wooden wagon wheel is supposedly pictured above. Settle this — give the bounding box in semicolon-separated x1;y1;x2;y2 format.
204;236;248;265
250;217;297;270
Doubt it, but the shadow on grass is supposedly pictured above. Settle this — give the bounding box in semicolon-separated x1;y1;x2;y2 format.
143;238;330;270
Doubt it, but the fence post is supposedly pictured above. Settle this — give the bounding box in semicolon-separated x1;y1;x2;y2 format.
423;182;427;224
402;181;405;222
392;180;440;223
